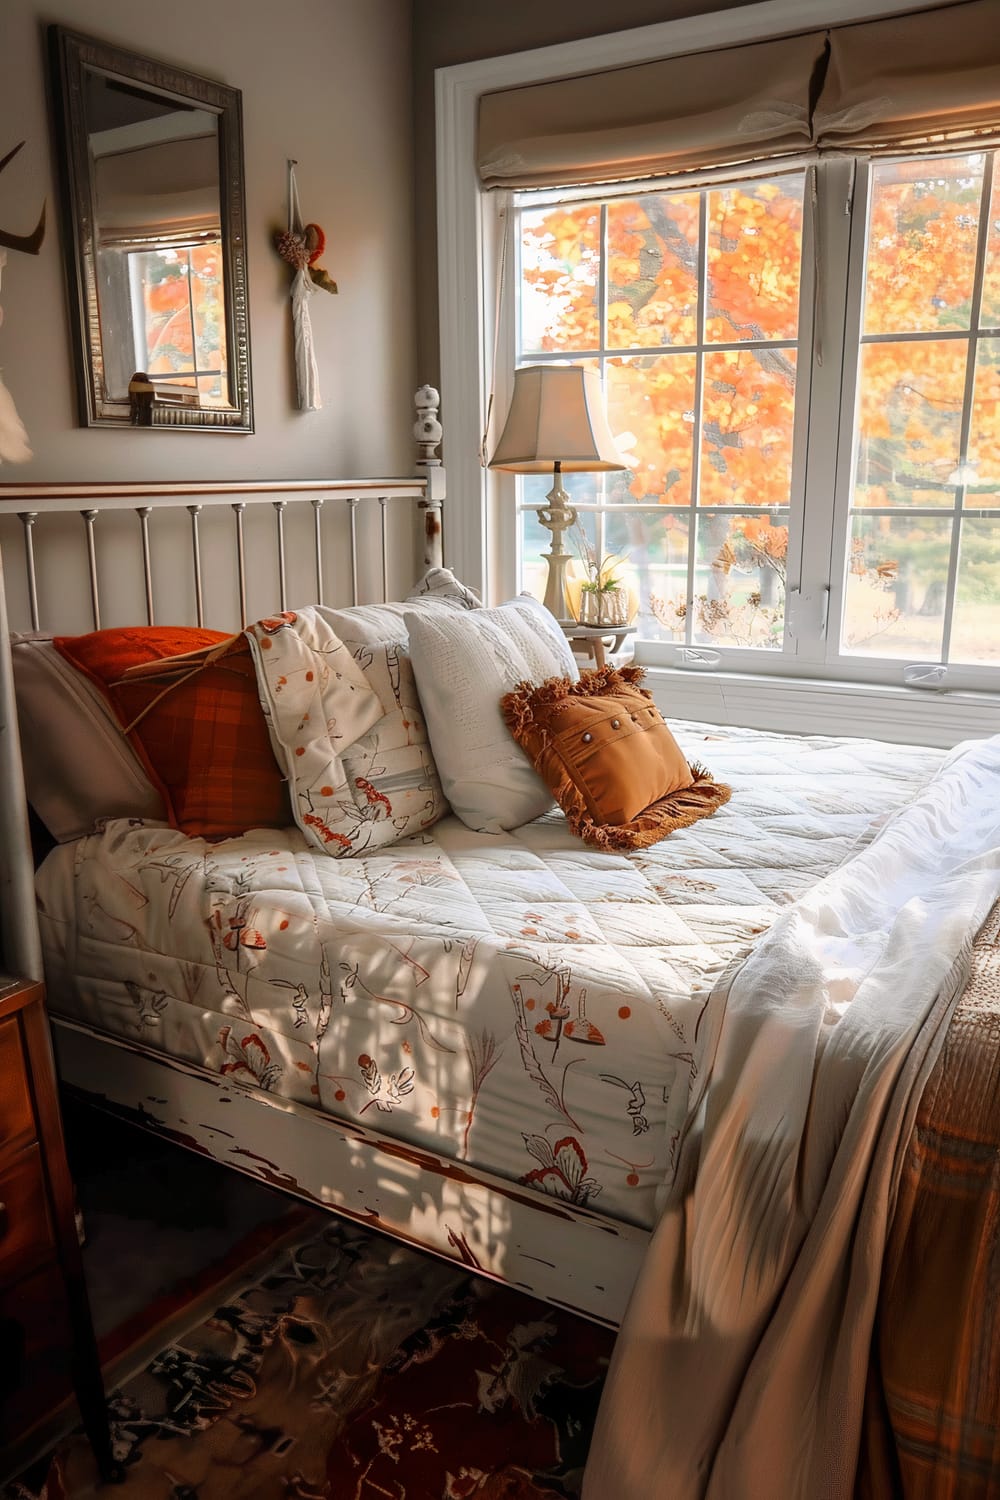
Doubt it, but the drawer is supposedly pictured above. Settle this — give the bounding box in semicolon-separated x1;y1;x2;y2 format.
0;1020;34;1157
0;1262;73;1447
0;1146;55;1288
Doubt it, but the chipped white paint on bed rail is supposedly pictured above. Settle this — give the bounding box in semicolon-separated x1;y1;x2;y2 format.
52;1016;647;1328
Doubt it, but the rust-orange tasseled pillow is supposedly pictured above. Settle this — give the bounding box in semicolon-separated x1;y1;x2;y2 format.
501;664;731;851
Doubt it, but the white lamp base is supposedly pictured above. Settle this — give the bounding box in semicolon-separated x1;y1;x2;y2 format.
538;466;577;625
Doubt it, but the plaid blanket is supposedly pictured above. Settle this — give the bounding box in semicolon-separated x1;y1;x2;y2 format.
860;897;1000;1498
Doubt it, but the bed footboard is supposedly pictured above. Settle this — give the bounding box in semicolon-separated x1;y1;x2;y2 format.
52;1017;647;1328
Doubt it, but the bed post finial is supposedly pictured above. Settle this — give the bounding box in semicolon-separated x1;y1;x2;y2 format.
414;384;442;469
414;385;444;572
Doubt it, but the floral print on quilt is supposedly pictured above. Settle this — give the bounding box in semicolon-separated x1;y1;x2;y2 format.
247;608;442;856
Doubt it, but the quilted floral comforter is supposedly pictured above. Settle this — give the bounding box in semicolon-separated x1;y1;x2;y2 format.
36;723;944;1229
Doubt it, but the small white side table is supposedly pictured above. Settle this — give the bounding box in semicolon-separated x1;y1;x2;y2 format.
561;623;636;669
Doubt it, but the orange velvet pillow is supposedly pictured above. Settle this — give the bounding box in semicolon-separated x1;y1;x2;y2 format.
501;664;730;851
54;626;290;838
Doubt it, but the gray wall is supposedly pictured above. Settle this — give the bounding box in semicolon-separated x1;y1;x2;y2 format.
0;0;416;482
412;0;761;386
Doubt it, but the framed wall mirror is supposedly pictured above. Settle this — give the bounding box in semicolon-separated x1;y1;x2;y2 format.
49;27;253;431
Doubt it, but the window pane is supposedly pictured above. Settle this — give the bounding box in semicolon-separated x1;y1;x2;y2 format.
134;249;195;375
520;205;600;354
863;155;985;336
196;374;226;405
606;194;699;349
607;354;697;504
843;513;952;658
603;509;691;642
968;338;1000;489
951;518;1000;664
692;512;788;649
982;172;1000;329
190;242;227;376
855;339;968;503
700;348;797;507
706;176;804;344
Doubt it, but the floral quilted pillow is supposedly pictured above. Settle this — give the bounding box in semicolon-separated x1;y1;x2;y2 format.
339;637;448;845
247;608;446;856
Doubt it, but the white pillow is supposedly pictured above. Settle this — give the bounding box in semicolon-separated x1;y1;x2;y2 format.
405;595;579;832
316;566;480;649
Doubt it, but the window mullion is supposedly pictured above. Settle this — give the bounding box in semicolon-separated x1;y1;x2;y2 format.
794;160;856;668
684;192;710;650
940;152;994;664
822;159;875;673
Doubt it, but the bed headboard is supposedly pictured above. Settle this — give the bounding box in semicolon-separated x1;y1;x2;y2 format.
0;386;445;978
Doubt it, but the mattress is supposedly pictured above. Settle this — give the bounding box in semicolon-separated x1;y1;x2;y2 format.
36;723;945;1229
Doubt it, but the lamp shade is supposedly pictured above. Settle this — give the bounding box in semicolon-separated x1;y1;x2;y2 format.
489;364;626;474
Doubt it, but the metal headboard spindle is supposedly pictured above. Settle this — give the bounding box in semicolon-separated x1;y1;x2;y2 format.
82;509;101;630
137;507;154;624
311;498;325;605
273;501;288;613
19;512;39;631
188;505;205;627
347;497;361;607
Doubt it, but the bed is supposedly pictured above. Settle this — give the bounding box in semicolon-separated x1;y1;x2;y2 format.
2;396;999;1494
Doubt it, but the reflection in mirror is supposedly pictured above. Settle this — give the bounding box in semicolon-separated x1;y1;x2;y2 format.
49;28;252;431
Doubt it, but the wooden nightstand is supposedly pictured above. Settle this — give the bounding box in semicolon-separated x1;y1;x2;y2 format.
0;975;116;1481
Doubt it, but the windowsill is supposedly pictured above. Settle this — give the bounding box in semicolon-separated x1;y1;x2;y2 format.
640;665;1000;749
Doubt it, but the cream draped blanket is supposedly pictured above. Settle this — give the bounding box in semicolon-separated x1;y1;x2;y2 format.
583;735;1000;1500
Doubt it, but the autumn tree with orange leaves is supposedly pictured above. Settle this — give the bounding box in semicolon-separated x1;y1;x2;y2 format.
520;150;1000;660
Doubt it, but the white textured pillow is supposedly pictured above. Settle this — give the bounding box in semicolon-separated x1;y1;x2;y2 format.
316;566;480;649
405;595;579;832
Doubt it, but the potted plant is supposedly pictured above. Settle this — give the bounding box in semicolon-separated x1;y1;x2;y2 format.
572;525;633;628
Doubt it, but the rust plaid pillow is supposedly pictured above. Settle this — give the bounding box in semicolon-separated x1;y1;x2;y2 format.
54;626;290;838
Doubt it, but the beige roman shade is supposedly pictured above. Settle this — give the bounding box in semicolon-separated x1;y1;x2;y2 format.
478;2;1000;192
814;1;1000;155
477;31;828;190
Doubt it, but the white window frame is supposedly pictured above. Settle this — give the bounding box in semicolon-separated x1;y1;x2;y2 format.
435;0;1000;746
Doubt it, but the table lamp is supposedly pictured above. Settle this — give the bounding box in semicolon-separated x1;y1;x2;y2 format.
489;364;626;623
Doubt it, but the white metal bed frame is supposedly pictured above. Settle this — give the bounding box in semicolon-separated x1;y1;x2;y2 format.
0;393;646;1328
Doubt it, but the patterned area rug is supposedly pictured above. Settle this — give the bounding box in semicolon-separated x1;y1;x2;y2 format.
7;1216;613;1498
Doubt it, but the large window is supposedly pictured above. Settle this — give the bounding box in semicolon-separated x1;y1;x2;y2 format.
511;148;1000;689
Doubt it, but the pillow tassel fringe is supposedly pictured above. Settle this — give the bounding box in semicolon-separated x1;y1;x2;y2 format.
503;663;732;851
566;762;732;852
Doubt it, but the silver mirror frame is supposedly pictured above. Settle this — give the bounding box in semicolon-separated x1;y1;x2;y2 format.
48;26;253;432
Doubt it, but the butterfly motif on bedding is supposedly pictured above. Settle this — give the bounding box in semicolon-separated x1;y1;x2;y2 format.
218;1027;282;1092
519;1134;603;1208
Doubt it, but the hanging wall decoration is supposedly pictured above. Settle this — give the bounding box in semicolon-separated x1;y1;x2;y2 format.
0;141;46;464
273;160;337;413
